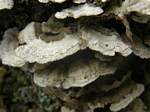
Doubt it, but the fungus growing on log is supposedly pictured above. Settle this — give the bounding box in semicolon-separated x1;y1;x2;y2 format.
55;3;103;19
73;0;86;4
62;79;144;112
123;34;150;59
38;0;67;3
13;22;132;65
0;28;26;67
34;56;121;88
127;0;150;15
0;0;14;10
0;0;150;111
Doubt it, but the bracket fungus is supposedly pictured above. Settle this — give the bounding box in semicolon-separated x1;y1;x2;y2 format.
62;79;144;112
73;0;86;4
0;0;150;111
99;0;150;41
55;3;103;19
14;22;132;65
38;0;67;3
0;28;26;67
34;57;121;88
110;83;144;111
123;34;150;59
127;0;150;15
41;14;65;34
0;0;14;10
120;98;146;112
44;70;132;101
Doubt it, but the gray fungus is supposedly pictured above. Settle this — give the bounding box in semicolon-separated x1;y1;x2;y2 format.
0;0;150;111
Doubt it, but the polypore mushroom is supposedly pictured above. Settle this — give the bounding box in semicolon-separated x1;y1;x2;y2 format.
110;83;144;111
95;52;114;61
120;98;146;112
41;14;65;34
73;0;86;4
127;0;150;23
100;0;133;39
18;22;42;44
16;30;82;64
63;79;144;112
81;27;132;56
0;28;26;67
123;34;150;59
55;3;103;19
0;0;148;112
38;0;49;3
62;57;120;89
14;21;132;65
38;0;67;3
34;56;121;88
0;0;14;10
61;106;75;112
44;70;131;101
127;0;150;15
99;0;150;41
130;13;150;23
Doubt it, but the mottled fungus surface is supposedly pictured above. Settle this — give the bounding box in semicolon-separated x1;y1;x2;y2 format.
38;0;67;3
0;0;149;111
34;56;120;88
0;28;26;67
55;3;103;19
0;0;14;10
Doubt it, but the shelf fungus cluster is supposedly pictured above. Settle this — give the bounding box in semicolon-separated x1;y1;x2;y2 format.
0;0;150;111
